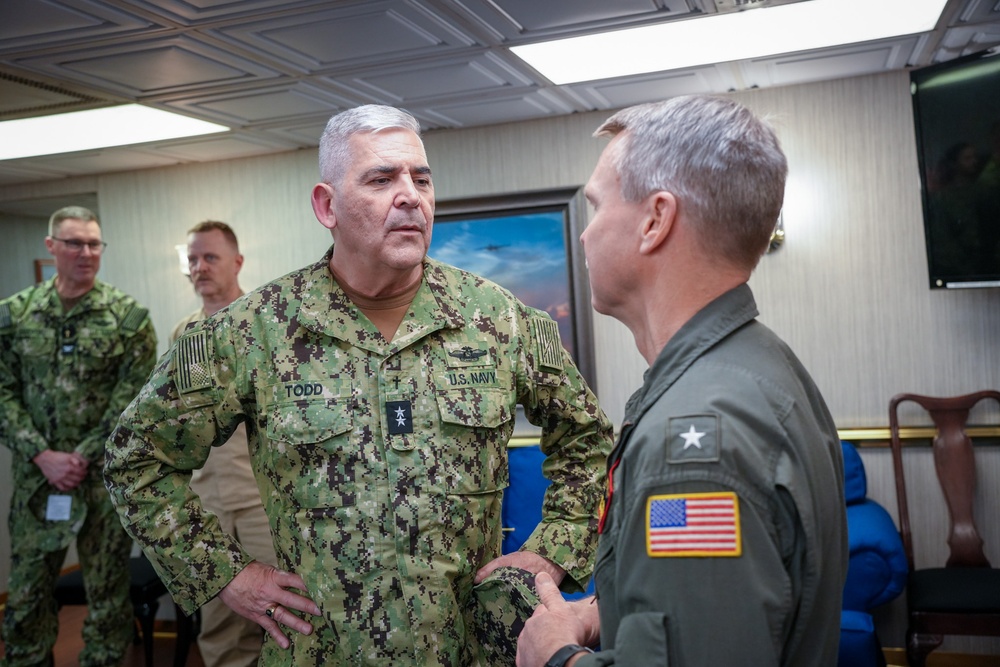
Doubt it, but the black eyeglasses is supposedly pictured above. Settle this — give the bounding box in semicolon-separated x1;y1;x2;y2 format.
51;237;108;254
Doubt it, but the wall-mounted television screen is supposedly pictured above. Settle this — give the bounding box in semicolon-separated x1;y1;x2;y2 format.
910;49;1000;289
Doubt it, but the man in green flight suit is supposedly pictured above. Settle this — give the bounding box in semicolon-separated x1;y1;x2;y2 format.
104;104;613;666
516;96;847;666
0;206;158;666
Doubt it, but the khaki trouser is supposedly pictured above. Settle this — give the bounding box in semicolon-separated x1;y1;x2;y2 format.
197;504;276;667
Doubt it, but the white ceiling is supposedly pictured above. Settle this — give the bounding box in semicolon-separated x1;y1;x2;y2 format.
1;0;998;196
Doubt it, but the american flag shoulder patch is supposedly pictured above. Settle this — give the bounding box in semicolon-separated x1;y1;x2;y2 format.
532;316;563;372
175;330;212;394
120;305;148;333
646;491;741;558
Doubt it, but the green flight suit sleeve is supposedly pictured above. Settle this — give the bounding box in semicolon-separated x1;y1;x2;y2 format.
76;305;158;463
516;309;614;592
104;316;253;615
0;296;50;461
579;478;803;666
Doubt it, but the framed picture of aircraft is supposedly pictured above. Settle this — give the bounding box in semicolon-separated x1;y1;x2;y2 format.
429;187;595;402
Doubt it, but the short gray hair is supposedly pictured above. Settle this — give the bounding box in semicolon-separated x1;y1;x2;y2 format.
596;95;787;270
49;206;99;237
318;105;422;184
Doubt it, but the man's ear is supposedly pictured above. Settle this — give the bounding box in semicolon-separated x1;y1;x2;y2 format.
44;237;56;256
311;182;337;231
638;191;677;255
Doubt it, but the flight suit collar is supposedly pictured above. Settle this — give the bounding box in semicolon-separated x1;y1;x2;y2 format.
626;282;759;424
296;248;466;353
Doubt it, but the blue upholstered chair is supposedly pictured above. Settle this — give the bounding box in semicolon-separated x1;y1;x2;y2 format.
503;444;594;600
839;441;909;667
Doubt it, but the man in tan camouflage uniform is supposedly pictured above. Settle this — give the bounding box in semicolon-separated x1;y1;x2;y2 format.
171;221;277;667
105;105;613;666
0;206;158;666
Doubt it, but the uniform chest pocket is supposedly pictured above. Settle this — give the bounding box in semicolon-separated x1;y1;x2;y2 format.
435;387;509;429
15;331;54;359
75;332;125;360
431;386;513;494
264;394;356;509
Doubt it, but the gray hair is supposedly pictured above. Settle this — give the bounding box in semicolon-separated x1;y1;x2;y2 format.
596;95;787;270
49;205;99;237
318;105;422;184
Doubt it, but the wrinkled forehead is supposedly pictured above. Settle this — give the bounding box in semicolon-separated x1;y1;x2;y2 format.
347;127;428;167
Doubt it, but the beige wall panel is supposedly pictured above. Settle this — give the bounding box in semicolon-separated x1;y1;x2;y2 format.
95;150;328;354
0;217;49;297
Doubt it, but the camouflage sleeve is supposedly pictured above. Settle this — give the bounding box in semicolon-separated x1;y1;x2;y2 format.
517;309;614;592
77;306;159;463
0;300;49;461
104;317;252;615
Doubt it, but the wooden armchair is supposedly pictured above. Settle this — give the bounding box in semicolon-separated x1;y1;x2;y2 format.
888;391;1000;667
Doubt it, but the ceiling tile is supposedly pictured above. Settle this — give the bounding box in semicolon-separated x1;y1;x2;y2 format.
337;52;536;105
0;74;99;116
123;0;330;25
0;162;71;187
262;119;331;147
418;91;566;126
8;148;182;178
933;22;1000;59
954;0;1000;25
0;0;154;52
740;38;921;89
149;134;299;161
13;35;281;97
568;65;737;109
454;0;695;40
211;1;475;72
163;81;361;126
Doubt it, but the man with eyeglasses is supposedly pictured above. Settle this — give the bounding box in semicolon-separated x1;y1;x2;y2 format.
0;205;158;666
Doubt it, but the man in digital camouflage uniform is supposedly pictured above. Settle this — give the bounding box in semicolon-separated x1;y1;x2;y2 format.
0;206;158;666
171;221;276;667
105;105;613;666
516;96;847;667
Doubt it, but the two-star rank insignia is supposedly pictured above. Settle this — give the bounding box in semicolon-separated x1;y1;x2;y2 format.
386;400;413;434
448;346;488;362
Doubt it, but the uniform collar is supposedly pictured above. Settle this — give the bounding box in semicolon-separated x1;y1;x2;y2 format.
296;247;465;352
624;283;759;421
30;277;107;317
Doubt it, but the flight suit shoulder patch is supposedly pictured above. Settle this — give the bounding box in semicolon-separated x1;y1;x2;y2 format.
175;330;213;394
646;491;742;558
667;414;721;463
531;316;563;372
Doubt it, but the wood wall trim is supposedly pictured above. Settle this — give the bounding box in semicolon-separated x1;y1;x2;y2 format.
838;427;1000;444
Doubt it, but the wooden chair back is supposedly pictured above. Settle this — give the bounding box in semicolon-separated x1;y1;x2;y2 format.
888;390;1000;571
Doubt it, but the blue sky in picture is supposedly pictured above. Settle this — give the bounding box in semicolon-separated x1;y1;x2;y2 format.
428;210;575;357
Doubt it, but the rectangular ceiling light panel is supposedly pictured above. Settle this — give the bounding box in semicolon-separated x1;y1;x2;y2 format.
511;0;950;84
0;104;230;161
